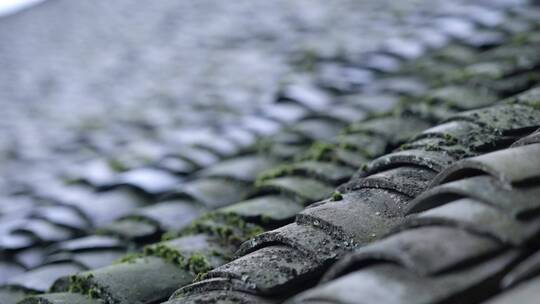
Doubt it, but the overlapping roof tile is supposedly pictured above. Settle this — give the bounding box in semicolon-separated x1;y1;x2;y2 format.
2;2;540;303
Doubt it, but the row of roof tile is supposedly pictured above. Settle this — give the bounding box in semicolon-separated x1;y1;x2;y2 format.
3;3;540;304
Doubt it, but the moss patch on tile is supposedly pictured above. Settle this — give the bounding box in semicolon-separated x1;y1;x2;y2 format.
69;274;117;304
170;212;265;247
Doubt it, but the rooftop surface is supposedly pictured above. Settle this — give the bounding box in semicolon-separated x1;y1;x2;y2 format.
1;1;540;304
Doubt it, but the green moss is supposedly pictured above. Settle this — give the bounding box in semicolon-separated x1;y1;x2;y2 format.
512;33;529;45
63;178;82;185
524;97;540;110
397;142;411;151
337;140;376;159
442;133;459;145
256;159;341;186
260;214;273;225
304;142;336;162
443;68;471;83
143;242;216;278
424;143;440;151
528;73;539;84
107;159;128;172
187;254;212;274
68;275;84;293
255;138;273;154
94;228;109;236
161;230;179;241
68;274;118;304
293;48;319;72
255;164;295;186
144;244;186;266
181;212;264;247
115;253;144;264
193;271;209;282
504;88;540;109
331;191;343;201
338;141;358;151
